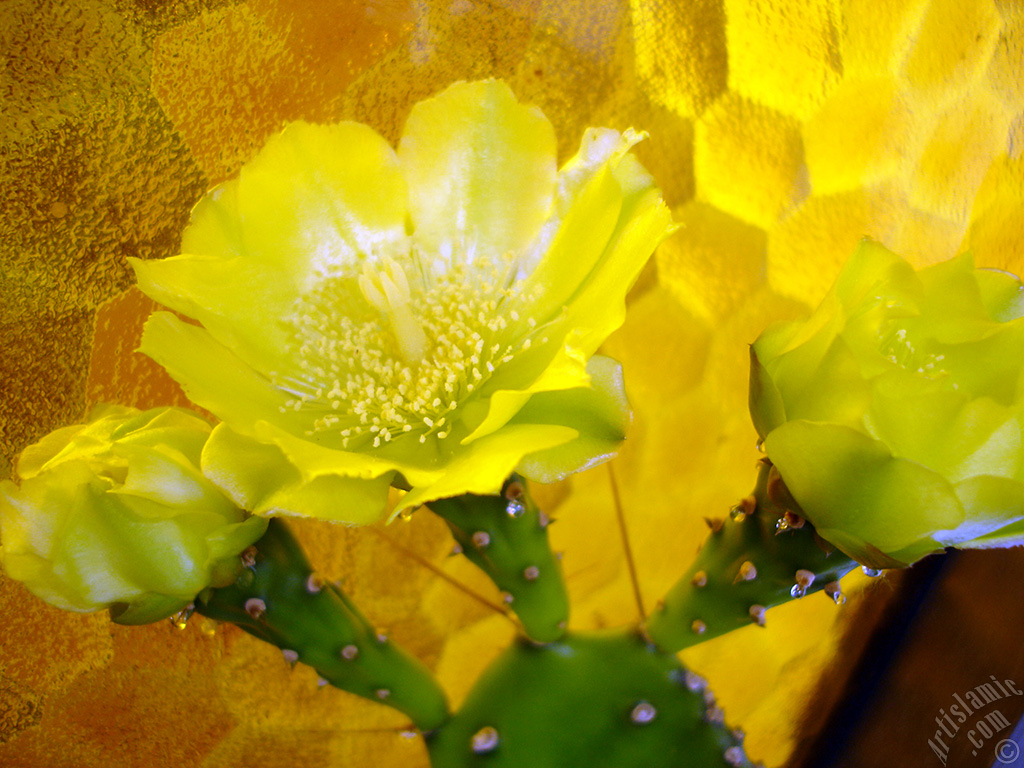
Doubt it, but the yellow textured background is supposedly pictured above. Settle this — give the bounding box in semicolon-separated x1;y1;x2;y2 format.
2;1;1023;766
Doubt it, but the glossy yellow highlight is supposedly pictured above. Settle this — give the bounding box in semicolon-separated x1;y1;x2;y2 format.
696;93;808;229
901;0;1001;107
839;0;929;77
656;204;767;323
910;91;1012;223
804;79;917;195
724;0;842;119
630;0;727;117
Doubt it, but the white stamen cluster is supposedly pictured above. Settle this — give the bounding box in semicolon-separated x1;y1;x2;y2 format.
881;325;946;378
277;257;537;449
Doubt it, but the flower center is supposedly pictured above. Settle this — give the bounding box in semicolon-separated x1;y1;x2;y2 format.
357;256;429;366
880;324;947;380
278;256;536;449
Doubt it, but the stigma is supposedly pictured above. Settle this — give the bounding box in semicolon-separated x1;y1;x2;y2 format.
358;256;429;365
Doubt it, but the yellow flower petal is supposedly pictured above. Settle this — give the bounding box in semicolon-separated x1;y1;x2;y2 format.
138;312;305;437
513;355;631;483
131;120;409;373
398;79;557;265
397;424;578;514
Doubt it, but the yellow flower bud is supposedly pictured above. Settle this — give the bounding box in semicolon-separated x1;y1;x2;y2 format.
0;406;268;623
750;240;1024;567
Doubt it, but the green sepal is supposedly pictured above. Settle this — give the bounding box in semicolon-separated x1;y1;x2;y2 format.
747;346;786;441
110;593;193;626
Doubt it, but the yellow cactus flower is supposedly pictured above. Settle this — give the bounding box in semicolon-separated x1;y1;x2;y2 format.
130;79;674;524
0;406;268;624
750;240;1024;567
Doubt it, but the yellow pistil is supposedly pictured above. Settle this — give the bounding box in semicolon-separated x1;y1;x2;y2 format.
358;256;429;365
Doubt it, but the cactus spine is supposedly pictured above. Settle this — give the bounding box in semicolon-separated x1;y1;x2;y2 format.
427;475;570;643
644;459;859;653
196;518;449;731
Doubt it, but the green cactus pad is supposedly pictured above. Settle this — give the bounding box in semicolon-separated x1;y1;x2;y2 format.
426;629;754;768
196;518;449;731
428;475;570;643
644;460;858;653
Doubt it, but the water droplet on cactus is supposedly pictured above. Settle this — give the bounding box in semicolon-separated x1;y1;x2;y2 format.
823;580;846;605
450;543;463;555
749;604;766;627
375;688;391;700
506;499;526;518
471;726;500;754
538;511;551;528
775;510;805;534
794;569;815;589
731;495;756;522
472;531;491;548
399;508;414;522
317;676;330;687
755;438;765;453
790;584;806;599
306;573;324;594
523;565;540;581
691;570;707;587
691;620;707;634
724;745;747;767
630;700;657;724
862;566;883;577
400;730;418;740
169;604;194;630
340;644;359;660
244;598;267;619
281;649;299;666
501;591;515;604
